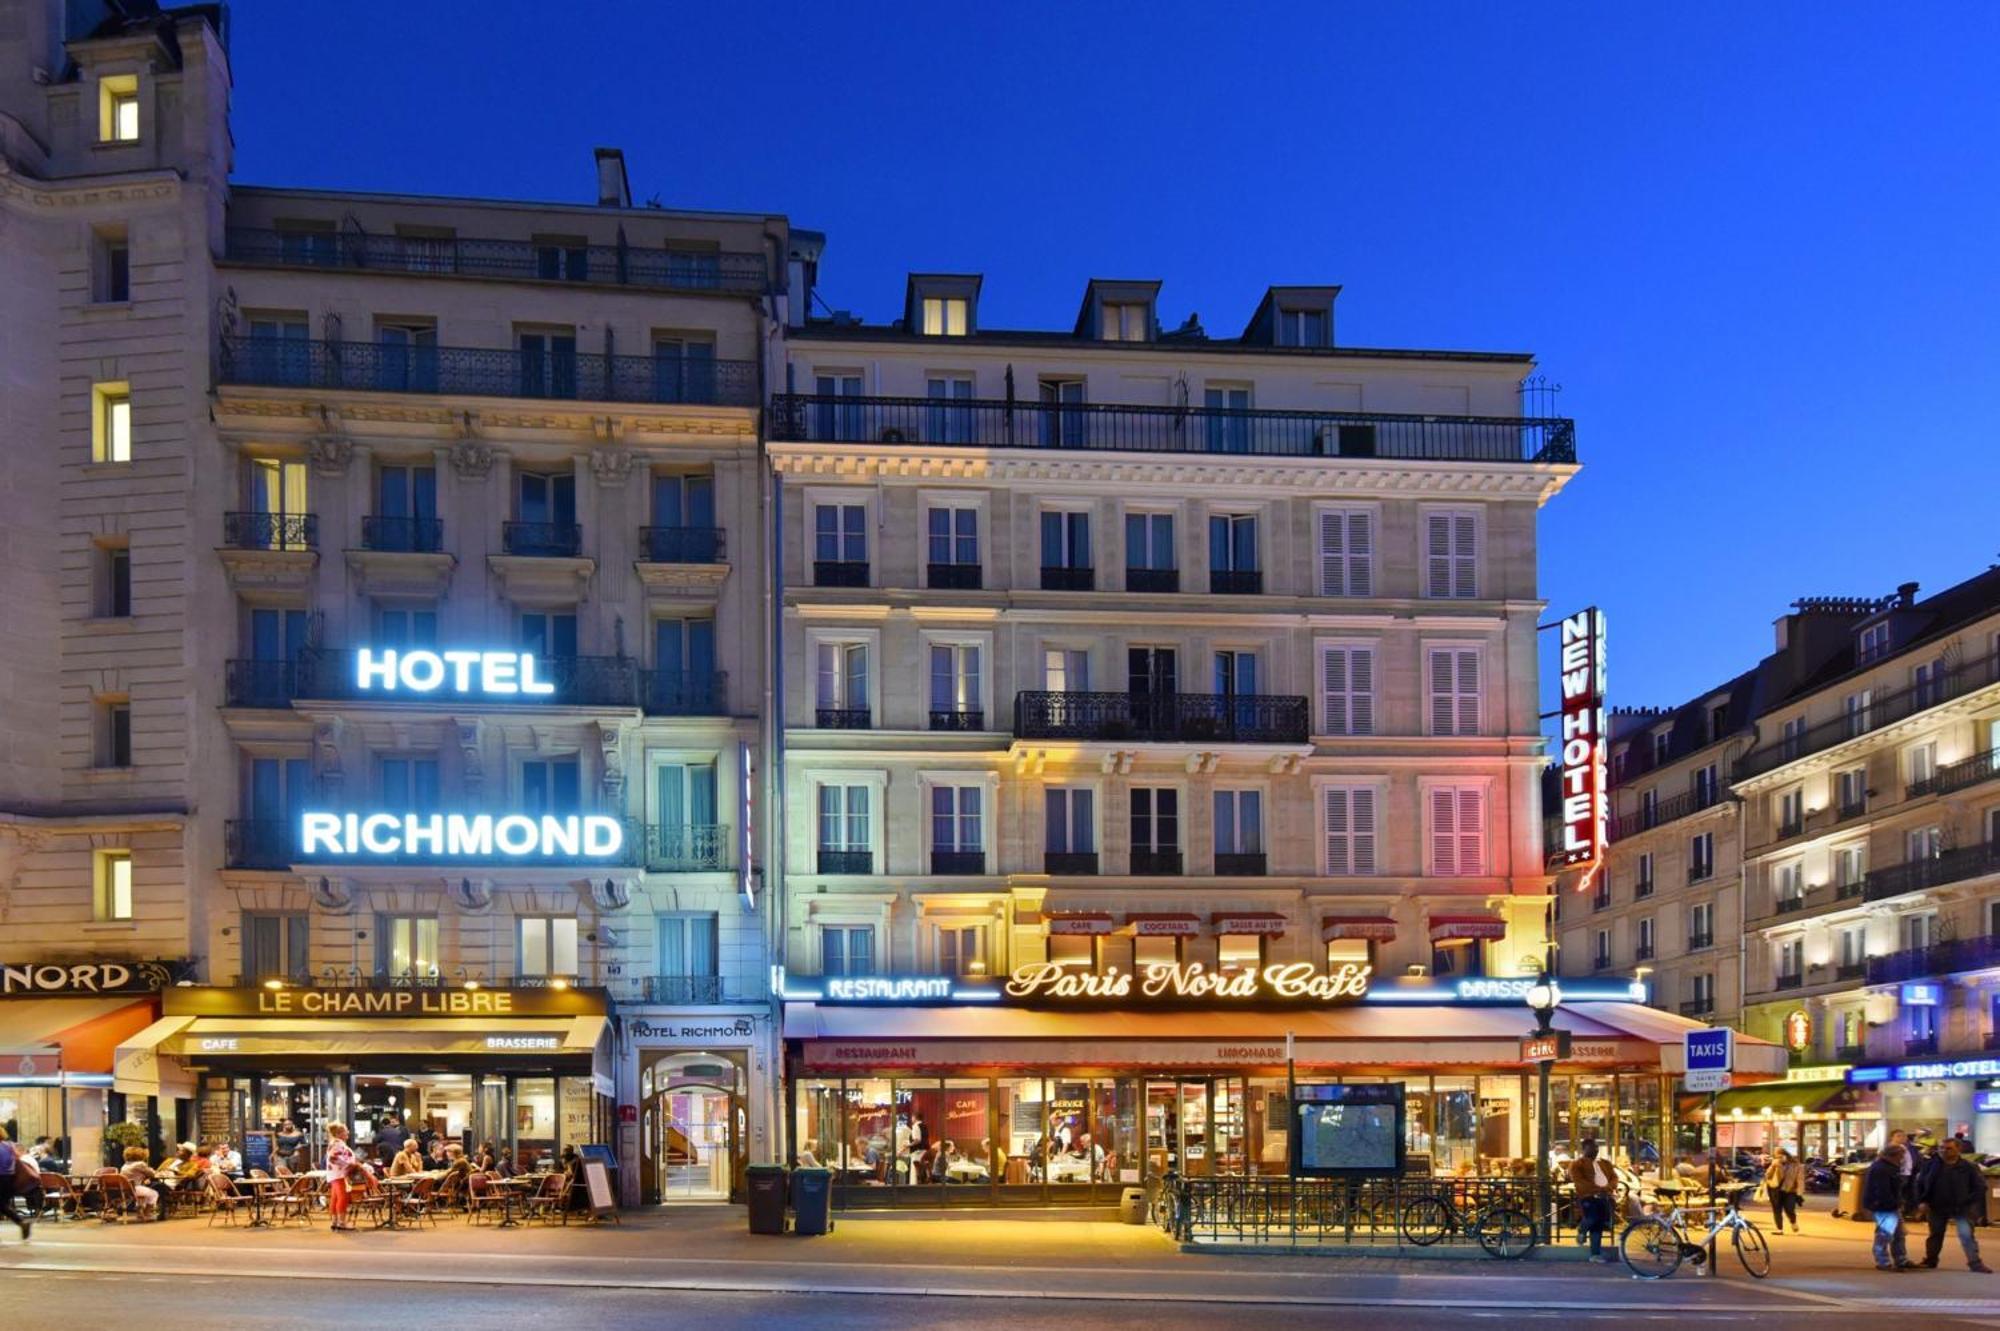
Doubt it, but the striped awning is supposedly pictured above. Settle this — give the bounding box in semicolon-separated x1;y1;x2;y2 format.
1126;912;1201;936
1212;912;1287;936
1323;915;1398;943
1429;914;1507;942
1046;912;1114;936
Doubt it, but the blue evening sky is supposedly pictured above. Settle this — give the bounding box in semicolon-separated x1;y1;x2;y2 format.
225;1;2000;712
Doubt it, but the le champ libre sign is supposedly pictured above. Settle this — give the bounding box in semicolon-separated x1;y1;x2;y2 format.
163;985;607;1019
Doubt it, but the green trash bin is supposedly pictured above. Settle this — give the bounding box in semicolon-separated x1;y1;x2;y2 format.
792;1166;835;1235
747;1165;789;1234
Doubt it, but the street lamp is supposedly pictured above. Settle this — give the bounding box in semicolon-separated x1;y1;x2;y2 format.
1525;979;1562;1244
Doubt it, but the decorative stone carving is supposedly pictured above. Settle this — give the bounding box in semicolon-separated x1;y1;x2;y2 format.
455;718;483;797
589;447;634;487
313;718;344;796
307;434;354;477
589;876;634;913
449;438;494;480
311;874;354;913
452;876;494;913
597;719;626;805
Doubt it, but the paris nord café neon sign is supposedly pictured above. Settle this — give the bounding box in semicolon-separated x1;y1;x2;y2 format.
782;967;1651;1009
296;646;624;862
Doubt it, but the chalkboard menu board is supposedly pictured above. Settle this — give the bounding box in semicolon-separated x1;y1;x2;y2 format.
198;1087;231;1148
243;1131;274;1176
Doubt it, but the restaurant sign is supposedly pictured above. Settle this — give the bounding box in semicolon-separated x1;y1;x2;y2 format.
1003;961;1372;1005
163;985;608;1019
1;959;180;998
1520;1031;1572;1064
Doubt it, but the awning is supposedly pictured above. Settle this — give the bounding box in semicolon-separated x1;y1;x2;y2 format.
1212;912;1287;936
1699;1081;1877;1117
163;1014;606;1059
0;997;161;1079
1126;912;1201;936
1429;915;1507;942
1046;912;1114;936
114;1014;196;1098
1323;916;1398;943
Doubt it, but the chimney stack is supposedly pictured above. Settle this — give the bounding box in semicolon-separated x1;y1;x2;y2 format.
1897;581;1919;607
594;148;631;208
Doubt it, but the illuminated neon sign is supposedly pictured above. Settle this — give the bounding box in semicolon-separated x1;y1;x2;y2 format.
826;977;957;1002
355;648;557;698
1555;607;1608;871
1851;1057;2000;1084
1003;961;1372;1004
298;812;624;859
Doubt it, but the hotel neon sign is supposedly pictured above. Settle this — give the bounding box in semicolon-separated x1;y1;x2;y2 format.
355;648;557;698
298;812;625;860
1555;607;1608;874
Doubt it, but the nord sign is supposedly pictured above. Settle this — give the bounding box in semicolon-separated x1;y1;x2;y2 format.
1555;608;1608;869
356;648;557;698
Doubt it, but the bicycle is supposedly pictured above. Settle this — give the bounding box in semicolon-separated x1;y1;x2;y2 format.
1619;1181;1770;1279
1398;1186;1540;1259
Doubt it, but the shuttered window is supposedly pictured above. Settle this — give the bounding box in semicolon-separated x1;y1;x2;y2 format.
1424;510;1479;599
1426;647;1481;736
1319;645;1375;736
1317;508;1373;597
1322;786;1377;875
1428;785;1487;876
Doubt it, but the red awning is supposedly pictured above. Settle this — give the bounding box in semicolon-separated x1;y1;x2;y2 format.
1323;916;1398;943
1127;913;1201;936
1429;915;1507;942
0;998;160;1076
1212;912;1288;936
1046;912;1114;936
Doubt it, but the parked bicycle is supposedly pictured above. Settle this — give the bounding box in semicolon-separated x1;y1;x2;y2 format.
1619;1181;1770;1279
1399;1186;1540;1259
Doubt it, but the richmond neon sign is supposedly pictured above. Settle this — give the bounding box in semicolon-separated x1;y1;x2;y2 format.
299;812;624;859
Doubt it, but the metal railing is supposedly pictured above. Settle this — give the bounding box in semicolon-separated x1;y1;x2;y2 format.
1867;933;2000;984
1014;690;1310;744
502;521;582;557
639;526;725;564
223;227;769;295
637;975;728;1004
642;670;728;716
218;336;759;406
928;708;985;731
1774;973;1805;991
1906;1037;1940;1056
644;823;728;872
1163;1174;1570;1248
1687;932;1714;951
1634;943;1655;961
771;394;1578;464
1835;961;1866;980
927;562;983;590
1215;852;1267;877
1209;569;1263;595
222;511;317;551
1608;786;1724;842
930;850;986;875
816;707;872;729
361;516;445;553
813;560;869;587
1044;851;1099;875
1735;648;2000;779
1680;999;1715;1017
1937;750;2000;798
1041;565;1095;591
225;659;298;708
1126;567;1179;594
1863;841;2000;903
1130;849;1184;877
816;848;873;874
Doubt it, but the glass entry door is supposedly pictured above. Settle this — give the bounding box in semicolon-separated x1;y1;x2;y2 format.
1145;1080;1212;1180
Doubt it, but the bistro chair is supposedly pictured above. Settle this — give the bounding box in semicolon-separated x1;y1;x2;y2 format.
465;1173;508;1226
345;1169;389;1229
36;1172;77;1221
207;1174;253;1227
95;1171;140;1224
521;1172;565;1225
399;1176;441;1229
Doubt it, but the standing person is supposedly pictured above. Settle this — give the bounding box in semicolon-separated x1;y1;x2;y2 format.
1919;1138;1993;1272
0;1128;29;1240
1567;1137;1618;1263
325;1123;358;1232
1765;1148;1805;1235
1864;1142;1916;1271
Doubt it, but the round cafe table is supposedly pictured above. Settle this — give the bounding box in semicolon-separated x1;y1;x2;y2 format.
239;1176;292;1229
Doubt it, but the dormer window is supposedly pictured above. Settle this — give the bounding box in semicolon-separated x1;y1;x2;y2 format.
1858;621;1892;664
1707;702;1729;743
100;75;140;142
1101;302;1149;342
1651;730;1670;766
922;297;968;337
1276;308;1328;347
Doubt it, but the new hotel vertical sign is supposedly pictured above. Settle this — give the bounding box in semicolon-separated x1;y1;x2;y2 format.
1555;607;1608;870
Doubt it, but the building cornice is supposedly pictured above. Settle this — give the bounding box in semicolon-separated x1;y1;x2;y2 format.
212;391;758;444
0;160;182;214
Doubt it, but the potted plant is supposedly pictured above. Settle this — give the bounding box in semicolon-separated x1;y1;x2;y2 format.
104;1120;149;1168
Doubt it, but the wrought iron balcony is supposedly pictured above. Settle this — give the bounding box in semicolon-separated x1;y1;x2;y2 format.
640;526;724;564
1735;648;2000;780
1906;1036;1940;1057
1126;567;1179;594
1591;890;1611;911
638;975;727;1004
1773;895;1807;916
1592;955;1612;972
1214;852;1267;877
1679;999;1715;1018
1937;750;2000;798
816;707;871;730
1837;800;1868;822
813;560;869;588
1687;932;1714;952
768;393;1578;463
1608;786;1725;842
1867;933;2000;985
223;227;769;295
1836;879;1865;901
1208;569;1262;595
927;563;982;590
225;659;297;708
1635;880;1655;899
1014;690;1310;745
1044;851;1099;875
218;336;759;407
930;850;986;875
1634;943;1655;961
1687;864;1713;885
929;708;984;732
1041;565;1094;592
294;648;641;707
222;511;317;551
1774;972;1805;991
1863;841;2000;903
644;823;728;872
1130;848;1183;877
502;521;582;558
361;516;445;553
642;671;727;717
1835;961;1867;980
1777;818;1804;840
816;848;873;874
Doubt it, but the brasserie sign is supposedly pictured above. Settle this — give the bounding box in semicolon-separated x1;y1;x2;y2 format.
2;960;178;998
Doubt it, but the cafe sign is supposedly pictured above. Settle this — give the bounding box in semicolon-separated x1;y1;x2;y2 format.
1003;960;1372;1004
1;960;179;998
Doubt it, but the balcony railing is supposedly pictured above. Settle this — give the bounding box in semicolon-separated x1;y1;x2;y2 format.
1867;933;2000;985
1592;955;1611;971
1687;864;1714;885
644;823;727;872
930;850;986;875
637;975;728;1004
218;336;759;407
1126;568;1179;594
640;526;724;564
816;848;873;874
227;816;648;868
1130;849;1183;877
361;516;445;553
1836;879;1865;901
1906;1036;1940;1057
1044;851;1099;876
1773;895;1807;916
1937;750;2000;798
1777;818;1804;840
1774;972;1805;991
927;563;983;590
642;671;728;716
222;511;317;551
1687;932;1714;951
225;659;298;708
1837;800;1868;822
929;709;985;732
816;707;872;730
1608;786;1724;842
813;560;869;588
1041;565;1094;592
769;393;1578;464
1835;961;1867;981
1208;569;1262;595
1735;648;2000;780
1680;999;1715;1018
1635;880;1655;899
1014;690;1310;745
294;648;641;708
502;521;582;558
1214;852;1267;877
223;227;769;295
1591;891;1611;912
1863;841;2000;903
1634;943;1655;961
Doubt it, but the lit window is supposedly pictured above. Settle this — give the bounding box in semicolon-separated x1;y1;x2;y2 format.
1048;933;1096;968
1325;937;1371;971
1101;302;1148;341
1134;934;1180;969
517;917;579;979
921;297;968;336
94;383;132;463
1217;933;1263;973
99;75;139;142
94;850;132;921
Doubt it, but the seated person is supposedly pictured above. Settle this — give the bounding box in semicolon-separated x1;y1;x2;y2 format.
120;1147;161;1219
797;1144;822;1169
390;1138;426;1177
161;1143;199;1182
212;1141;243;1175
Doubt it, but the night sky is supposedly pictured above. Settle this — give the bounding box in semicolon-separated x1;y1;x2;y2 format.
225;0;2000;713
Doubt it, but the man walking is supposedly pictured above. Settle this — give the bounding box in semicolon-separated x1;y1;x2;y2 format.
1865;1142;1914;1271
1919;1139;1992;1272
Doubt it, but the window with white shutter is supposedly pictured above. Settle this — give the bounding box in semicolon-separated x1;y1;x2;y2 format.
1319;645;1375;736
1428;785;1486;876
1426;647;1481;736
1423;509;1479;599
1317;508;1373;597
1322;786;1377;875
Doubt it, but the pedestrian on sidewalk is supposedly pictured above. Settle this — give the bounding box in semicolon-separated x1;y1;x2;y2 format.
1765;1148;1804;1235
1567;1137;1618;1263
326;1122;358;1232
1864;1142;1915;1271
1918;1139;1992;1273
0;1128;30;1240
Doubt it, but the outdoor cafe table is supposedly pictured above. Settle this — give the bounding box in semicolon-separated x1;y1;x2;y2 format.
489;1175;539;1229
239;1176;292;1229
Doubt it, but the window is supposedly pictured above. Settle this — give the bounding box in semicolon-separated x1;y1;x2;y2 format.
1217;933;1263;974
816;785;872;871
1775;860;1804;908
653;617;717;709
1214;790;1264;865
1776;786;1803;833
533;236;588;281
1041;510;1092;587
1321;786;1378;875
1707;703;1730;743
1858;621;1892;664
96;543;131;618
1276;307;1328;347
651;334;717;404
1325;937;1372;973
1908;741;1938;793
98;698;131;768
373;463;439;549
377;755;441;810
1844;689;1874;739
1048;934;1096;969
929;783;984;869
654;762;718;868
1316;509;1373;597
1045;788;1096;862
815;640;870;726
1912;657;1949;708
1130;788;1180;871
1833;844;1866;892
1688;832;1715;882
1906;825;1944;862
1101;302;1148;341
1636;917;1655;957
375;322;439;392
517;917;579;980
1208;513;1259;589
1636;851;1655;894
1781;715;1807;757
1693;764;1720;808
376;914;440;979
1902;911;1939;950
1318;645;1375;736
1908;1003;1939;1044
1640;788;1661;828
521;758;582;814
92;382;131;463
514;470;577;549
922;375;974;444
813;501;868;582
1426;647;1481;736
1837;767;1867;816
1038;378;1086;447
516;328;579;397
1125;511;1176;591
1691;973;1715;1009
93;850;132;922
244;756;312;835
1213;650;1257;698
926;504;979;584
1044;648;1089;692
921;298;969;337
244;913;309;983
1138;934;1183;969
99;74;139;142
1204;385;1252;451
1593;930;1610;968
1651;730;1671;767
1689;901;1715;946
518;610;579;660
1428;786;1486;876
821;925;875;977
1838;925;1867;970
94;228;131;303
928;643;982;728
1422;509;1478;599
658;914;719;990
375;604;438;648
937;925;986;976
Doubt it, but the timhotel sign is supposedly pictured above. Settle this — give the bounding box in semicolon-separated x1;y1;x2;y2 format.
163;986;608;1019
1554;607;1608;869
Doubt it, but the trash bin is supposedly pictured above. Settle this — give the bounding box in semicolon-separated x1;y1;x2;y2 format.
1835;1165;1869;1222
1119;1187;1147;1224
747;1165;789;1235
792;1166;835;1236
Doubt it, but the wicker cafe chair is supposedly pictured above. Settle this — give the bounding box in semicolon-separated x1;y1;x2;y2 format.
465;1173;509;1226
269;1174;316;1228
521;1172;566;1225
344;1169;389;1228
95;1171;140;1224
398;1176;441;1229
37;1172;78;1220
207;1174;254;1227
